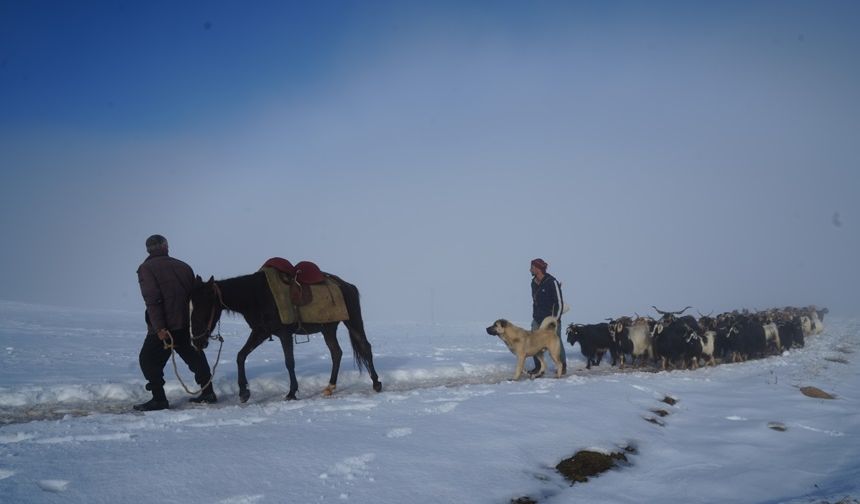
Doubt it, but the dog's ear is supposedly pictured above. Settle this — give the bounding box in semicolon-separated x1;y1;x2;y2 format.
499;319;509;327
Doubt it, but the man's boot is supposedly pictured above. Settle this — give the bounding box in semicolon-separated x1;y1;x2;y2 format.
134;385;169;411
527;357;542;376
189;383;217;404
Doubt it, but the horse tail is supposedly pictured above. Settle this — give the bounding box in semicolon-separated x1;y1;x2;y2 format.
332;276;373;374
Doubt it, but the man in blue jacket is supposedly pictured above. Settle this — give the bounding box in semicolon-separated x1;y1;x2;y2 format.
530;258;567;375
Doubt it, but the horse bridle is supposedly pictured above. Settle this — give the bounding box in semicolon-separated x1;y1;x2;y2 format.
193;281;228;345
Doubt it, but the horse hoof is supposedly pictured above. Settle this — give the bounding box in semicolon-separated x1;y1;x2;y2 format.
373;382;382;393
285;393;297;401
323;385;336;396
239;390;250;403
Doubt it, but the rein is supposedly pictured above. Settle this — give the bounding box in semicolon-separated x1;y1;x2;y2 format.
195;281;226;341
163;281;228;396
163;328;224;396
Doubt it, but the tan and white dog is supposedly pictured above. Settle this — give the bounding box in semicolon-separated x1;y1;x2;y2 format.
485;316;564;380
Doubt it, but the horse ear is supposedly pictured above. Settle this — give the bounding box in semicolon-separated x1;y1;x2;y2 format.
207;275;214;284
195;274;202;284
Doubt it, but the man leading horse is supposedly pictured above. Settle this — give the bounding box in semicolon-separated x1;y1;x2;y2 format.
134;234;216;411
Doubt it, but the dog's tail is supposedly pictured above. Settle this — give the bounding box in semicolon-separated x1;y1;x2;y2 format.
539;316;558;331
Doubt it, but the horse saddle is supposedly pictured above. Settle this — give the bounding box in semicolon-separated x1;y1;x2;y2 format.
290;283;313;307
260;263;349;325
260;258;326;307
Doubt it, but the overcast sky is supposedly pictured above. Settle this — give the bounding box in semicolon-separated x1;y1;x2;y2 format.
1;1;858;324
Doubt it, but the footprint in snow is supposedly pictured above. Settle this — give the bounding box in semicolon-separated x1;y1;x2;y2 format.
37;479;70;493
643;416;665;427
660;396;678;406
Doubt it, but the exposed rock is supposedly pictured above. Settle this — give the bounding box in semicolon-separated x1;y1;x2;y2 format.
767;421;787;431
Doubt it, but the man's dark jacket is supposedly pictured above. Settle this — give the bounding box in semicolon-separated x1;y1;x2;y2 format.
137;251;195;332
531;273;563;322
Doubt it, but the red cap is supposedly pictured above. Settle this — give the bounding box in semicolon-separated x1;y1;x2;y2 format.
531;258;548;272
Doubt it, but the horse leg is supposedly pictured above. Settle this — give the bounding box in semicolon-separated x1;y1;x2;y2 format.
278;333;299;400
343;319;382;393
236;330;269;403
321;324;342;397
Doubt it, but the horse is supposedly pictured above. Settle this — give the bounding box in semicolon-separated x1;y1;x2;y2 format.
189;272;382;402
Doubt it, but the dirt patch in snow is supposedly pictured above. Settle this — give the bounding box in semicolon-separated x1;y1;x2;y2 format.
555;447;633;485
800;386;836;399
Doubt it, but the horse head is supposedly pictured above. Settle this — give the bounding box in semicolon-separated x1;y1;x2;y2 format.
190;275;222;350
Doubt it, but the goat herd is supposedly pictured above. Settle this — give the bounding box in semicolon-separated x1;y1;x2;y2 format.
566;305;829;372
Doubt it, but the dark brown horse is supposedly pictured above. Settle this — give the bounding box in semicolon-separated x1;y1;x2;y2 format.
190;272;382;402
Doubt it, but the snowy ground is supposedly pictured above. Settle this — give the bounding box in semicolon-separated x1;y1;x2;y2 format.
0;300;858;504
